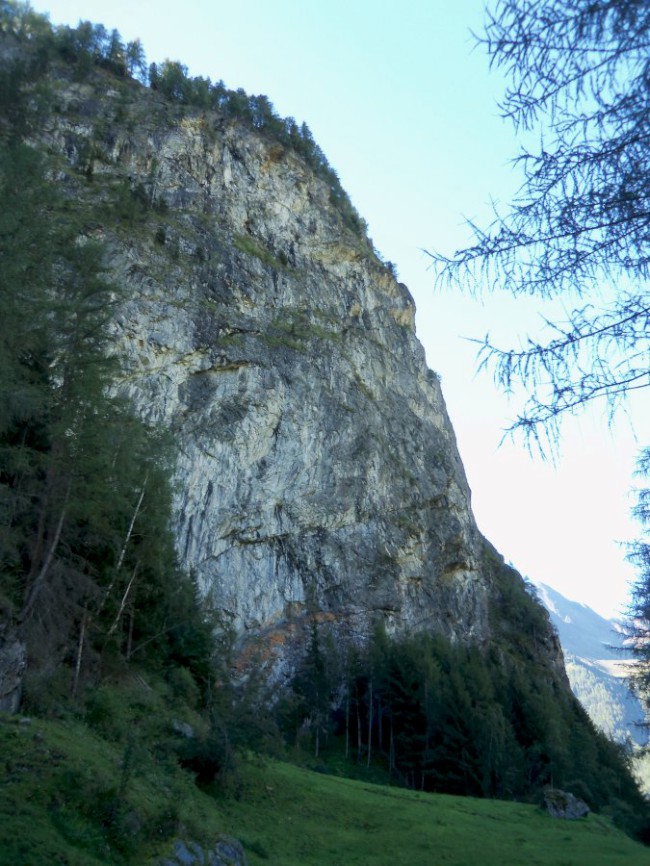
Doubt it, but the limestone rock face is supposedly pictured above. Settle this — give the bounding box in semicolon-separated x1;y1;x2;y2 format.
35;70;552;669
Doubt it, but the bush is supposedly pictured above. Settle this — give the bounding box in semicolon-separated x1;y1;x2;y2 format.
22;668;73;718
167;665;201;709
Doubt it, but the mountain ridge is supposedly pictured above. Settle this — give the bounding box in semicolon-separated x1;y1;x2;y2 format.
536;582;646;753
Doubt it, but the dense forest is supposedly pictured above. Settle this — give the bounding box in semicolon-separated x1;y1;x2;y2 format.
0;2;648;857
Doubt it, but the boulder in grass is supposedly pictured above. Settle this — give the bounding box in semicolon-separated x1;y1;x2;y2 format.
159;835;248;865
543;788;590;820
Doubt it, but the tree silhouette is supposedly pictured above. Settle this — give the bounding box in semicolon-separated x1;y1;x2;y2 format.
432;0;650;451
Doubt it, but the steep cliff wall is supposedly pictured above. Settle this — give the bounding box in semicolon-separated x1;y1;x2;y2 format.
31;60;563;676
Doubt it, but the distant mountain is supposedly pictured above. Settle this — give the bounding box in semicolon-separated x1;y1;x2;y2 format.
536;583;625;662
536;583;647;753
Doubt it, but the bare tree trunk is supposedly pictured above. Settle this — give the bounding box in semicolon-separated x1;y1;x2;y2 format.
367;680;373;769
116;482;147;574
20;500;68;623
106;561;139;640
71;607;87;699
378;692;383;753
126;608;135;662
96;478;146;615
345;690;350;759
25;492;51;587
356;684;362;762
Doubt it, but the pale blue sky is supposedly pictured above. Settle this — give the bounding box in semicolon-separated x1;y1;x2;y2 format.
31;0;650;618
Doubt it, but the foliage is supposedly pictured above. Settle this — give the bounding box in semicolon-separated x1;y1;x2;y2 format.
0;2;147;83
281;610;648;839
178;630;283;792
482;546;562;691
432;0;650;451
233;233;291;271
284;619;337;758
0;682;222;864
627;447;650;720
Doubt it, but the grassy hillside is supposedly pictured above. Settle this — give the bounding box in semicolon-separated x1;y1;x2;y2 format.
2;702;648;866
223;762;650;866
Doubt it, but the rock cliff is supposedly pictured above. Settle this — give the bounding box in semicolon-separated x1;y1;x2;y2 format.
30;59;563;677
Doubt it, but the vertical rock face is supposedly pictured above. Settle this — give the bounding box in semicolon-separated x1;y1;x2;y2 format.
38;70;550;667
113;121;486;645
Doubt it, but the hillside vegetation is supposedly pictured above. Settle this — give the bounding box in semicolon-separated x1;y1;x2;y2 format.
2;703;650;866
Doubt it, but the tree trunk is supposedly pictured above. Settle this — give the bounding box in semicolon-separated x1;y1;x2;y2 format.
115;481;147;574
106;561;139;641
126;608;135;661
71;607;87;699
367;680;373;769
20;499;68;623
356;685;362;762
97;479;147;616
345;690;350;759
378;692;383;753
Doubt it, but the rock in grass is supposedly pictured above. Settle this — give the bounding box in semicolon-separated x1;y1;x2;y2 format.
543;788;590;820
159;835;248;865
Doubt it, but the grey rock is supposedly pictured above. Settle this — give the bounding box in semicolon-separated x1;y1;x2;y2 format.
212;837;249;866
94;97;486;653
30;66;566;685
160;836;248;866
0;630;27;714
171;719;196;739
543;788;590;820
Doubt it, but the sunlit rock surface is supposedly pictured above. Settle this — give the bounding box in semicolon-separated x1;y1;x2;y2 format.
36;70;565;675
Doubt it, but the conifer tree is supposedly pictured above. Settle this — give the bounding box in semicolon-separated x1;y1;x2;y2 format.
0;132;211;687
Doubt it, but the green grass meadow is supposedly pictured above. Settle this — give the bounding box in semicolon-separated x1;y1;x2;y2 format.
1;711;648;866
220;761;650;866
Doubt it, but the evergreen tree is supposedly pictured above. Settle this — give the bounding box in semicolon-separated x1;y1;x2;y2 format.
0;132;212;688
628;448;650;711
125;39;146;82
292;619;333;757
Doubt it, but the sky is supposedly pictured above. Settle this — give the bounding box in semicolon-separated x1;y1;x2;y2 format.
29;0;650;619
